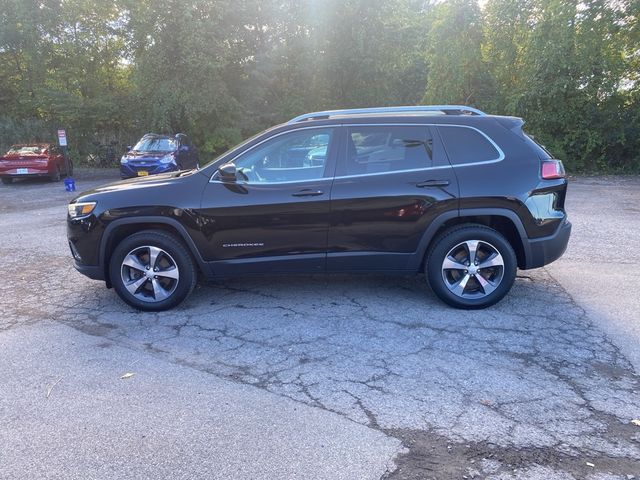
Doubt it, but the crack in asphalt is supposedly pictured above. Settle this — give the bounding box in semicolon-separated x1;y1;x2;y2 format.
3;261;638;477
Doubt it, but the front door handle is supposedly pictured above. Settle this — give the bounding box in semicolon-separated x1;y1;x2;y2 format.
416;179;450;188
292;189;324;197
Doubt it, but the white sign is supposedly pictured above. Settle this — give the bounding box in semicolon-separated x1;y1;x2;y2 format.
58;129;67;147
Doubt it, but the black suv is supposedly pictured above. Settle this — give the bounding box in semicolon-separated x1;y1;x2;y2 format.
67;105;571;311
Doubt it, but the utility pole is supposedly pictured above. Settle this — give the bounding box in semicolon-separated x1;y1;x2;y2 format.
58;129;75;191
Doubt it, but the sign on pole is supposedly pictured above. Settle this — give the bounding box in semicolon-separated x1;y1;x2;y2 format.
58;129;67;147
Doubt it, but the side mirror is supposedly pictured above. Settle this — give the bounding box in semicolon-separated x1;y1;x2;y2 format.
218;162;237;182
126;145;132;152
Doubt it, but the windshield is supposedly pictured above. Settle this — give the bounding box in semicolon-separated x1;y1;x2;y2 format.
133;137;177;152
207;127;281;168
7;145;46;155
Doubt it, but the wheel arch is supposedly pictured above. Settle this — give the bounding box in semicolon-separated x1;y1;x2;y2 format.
100;217;208;287
415;208;531;270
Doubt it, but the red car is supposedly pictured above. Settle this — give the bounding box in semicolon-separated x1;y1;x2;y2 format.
0;143;72;184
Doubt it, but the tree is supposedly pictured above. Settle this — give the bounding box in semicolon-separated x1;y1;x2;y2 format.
0;0;637;171
423;0;495;109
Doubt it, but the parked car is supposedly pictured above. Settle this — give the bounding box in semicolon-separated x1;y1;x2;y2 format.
0;143;71;184
120;133;199;179
67;105;570;311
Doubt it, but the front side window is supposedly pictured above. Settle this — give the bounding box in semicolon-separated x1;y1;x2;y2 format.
342;126;432;176
233;128;334;183
438;126;501;165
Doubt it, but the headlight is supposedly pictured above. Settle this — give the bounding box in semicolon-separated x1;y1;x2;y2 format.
160;153;176;164
120;156;129;164
68;202;97;218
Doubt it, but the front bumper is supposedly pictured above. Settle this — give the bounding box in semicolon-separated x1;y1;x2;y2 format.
523;219;572;269
73;260;105;281
69;233;105;282
120;162;177;179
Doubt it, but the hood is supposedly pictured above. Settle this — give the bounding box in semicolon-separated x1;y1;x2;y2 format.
124;150;174;160
71;171;185;202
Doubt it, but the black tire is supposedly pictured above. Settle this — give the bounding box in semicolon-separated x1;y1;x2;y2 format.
1;177;12;185
426;224;517;309
51;166;62;182
109;230;197;311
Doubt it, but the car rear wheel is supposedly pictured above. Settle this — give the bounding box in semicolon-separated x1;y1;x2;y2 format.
109;230;197;311
50;166;62;182
426;225;517;309
1;177;12;185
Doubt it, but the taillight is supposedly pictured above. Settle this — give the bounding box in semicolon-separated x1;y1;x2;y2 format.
541;160;565;179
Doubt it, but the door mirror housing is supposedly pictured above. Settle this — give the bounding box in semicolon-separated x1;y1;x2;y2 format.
126;145;132;152
218;162;237;182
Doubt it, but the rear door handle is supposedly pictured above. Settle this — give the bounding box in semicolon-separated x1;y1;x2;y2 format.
416;180;450;188
292;189;324;197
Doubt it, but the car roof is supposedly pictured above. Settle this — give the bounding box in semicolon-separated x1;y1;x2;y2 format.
279;106;518;130
294;114;492;124
140;133;188;139
288;105;486;122
10;143;50;147
141;133;174;139
271;114;509;134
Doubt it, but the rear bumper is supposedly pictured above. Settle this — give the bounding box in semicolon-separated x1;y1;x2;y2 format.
0;166;54;177
523;219;572;269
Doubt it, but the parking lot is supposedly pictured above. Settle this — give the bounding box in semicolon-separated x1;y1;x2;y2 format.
1;171;639;479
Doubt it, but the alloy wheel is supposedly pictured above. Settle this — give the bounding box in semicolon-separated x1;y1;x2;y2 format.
120;245;180;302
441;240;505;299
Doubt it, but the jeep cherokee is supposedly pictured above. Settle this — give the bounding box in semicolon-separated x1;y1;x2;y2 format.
67;105;571;311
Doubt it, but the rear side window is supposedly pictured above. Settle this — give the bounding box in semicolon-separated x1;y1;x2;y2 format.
438;126;501;165
342;125;432;176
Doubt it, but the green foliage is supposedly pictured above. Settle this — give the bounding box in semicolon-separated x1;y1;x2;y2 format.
423;0;495;108
0;0;638;172
483;0;639;171
202;127;243;159
0;117;54;153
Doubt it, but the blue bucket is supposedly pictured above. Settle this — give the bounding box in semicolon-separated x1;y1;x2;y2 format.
64;177;76;192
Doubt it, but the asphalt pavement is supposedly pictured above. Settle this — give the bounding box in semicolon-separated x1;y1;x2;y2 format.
0;171;639;479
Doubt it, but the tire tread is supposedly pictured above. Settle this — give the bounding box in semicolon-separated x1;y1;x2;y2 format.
109;229;197;311
425;223;517;309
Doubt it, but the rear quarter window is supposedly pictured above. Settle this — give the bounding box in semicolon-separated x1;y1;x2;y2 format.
438;126;502;165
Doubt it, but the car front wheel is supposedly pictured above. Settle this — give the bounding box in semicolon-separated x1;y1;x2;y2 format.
109;230;197;311
426;225;517;309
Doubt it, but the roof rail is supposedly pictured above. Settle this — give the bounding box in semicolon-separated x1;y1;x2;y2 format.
287;105;486;123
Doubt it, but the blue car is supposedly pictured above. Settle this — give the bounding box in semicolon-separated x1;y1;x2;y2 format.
120;133;199;179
